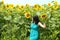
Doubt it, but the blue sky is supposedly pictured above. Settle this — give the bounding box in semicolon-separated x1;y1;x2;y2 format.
0;0;60;5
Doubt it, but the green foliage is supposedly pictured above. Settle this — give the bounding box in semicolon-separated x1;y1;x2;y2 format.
0;1;60;40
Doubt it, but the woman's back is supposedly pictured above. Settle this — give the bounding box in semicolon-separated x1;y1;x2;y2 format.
30;22;39;40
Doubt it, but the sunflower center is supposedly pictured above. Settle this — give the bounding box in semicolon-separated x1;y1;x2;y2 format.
55;6;57;8
21;6;24;8
7;5;9;7
34;5;38;8
27;14;30;17
48;3;51;6
42;15;46;18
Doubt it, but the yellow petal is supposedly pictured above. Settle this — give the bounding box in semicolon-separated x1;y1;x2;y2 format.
25;12;30;18
48;3;51;6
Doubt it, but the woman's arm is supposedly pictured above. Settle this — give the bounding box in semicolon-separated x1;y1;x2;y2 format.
38;22;46;28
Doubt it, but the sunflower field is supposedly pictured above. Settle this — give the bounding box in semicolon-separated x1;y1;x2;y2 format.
0;0;60;40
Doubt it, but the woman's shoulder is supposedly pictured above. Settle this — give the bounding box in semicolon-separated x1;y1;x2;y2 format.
38;22;42;26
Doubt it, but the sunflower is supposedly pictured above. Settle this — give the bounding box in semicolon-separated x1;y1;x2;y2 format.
25;12;30;19
26;4;30;7
1;0;4;4
34;4;38;8
5;4;9;9
39;6;44;10
34;4;39;10
54;1;58;5
48;3;51;6
9;4;14;8
20;5;24;9
41;13;47;19
53;5;58;9
8;10;12;14
16;4;20;8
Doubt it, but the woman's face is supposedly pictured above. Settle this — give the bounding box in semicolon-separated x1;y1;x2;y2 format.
32;18;35;23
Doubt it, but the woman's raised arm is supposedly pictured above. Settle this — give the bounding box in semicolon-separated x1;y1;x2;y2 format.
38;22;46;28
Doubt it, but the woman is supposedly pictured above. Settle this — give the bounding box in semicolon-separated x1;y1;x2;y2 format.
30;15;46;40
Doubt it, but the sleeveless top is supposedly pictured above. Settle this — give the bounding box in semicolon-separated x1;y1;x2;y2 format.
30;22;39;40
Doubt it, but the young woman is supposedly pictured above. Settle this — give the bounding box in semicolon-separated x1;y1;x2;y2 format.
30;15;46;40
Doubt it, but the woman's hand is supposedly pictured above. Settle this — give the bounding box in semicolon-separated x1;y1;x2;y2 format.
38;22;46;28
43;23;46;28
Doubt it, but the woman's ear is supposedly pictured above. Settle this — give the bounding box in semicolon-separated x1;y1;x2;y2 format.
32;18;33;21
